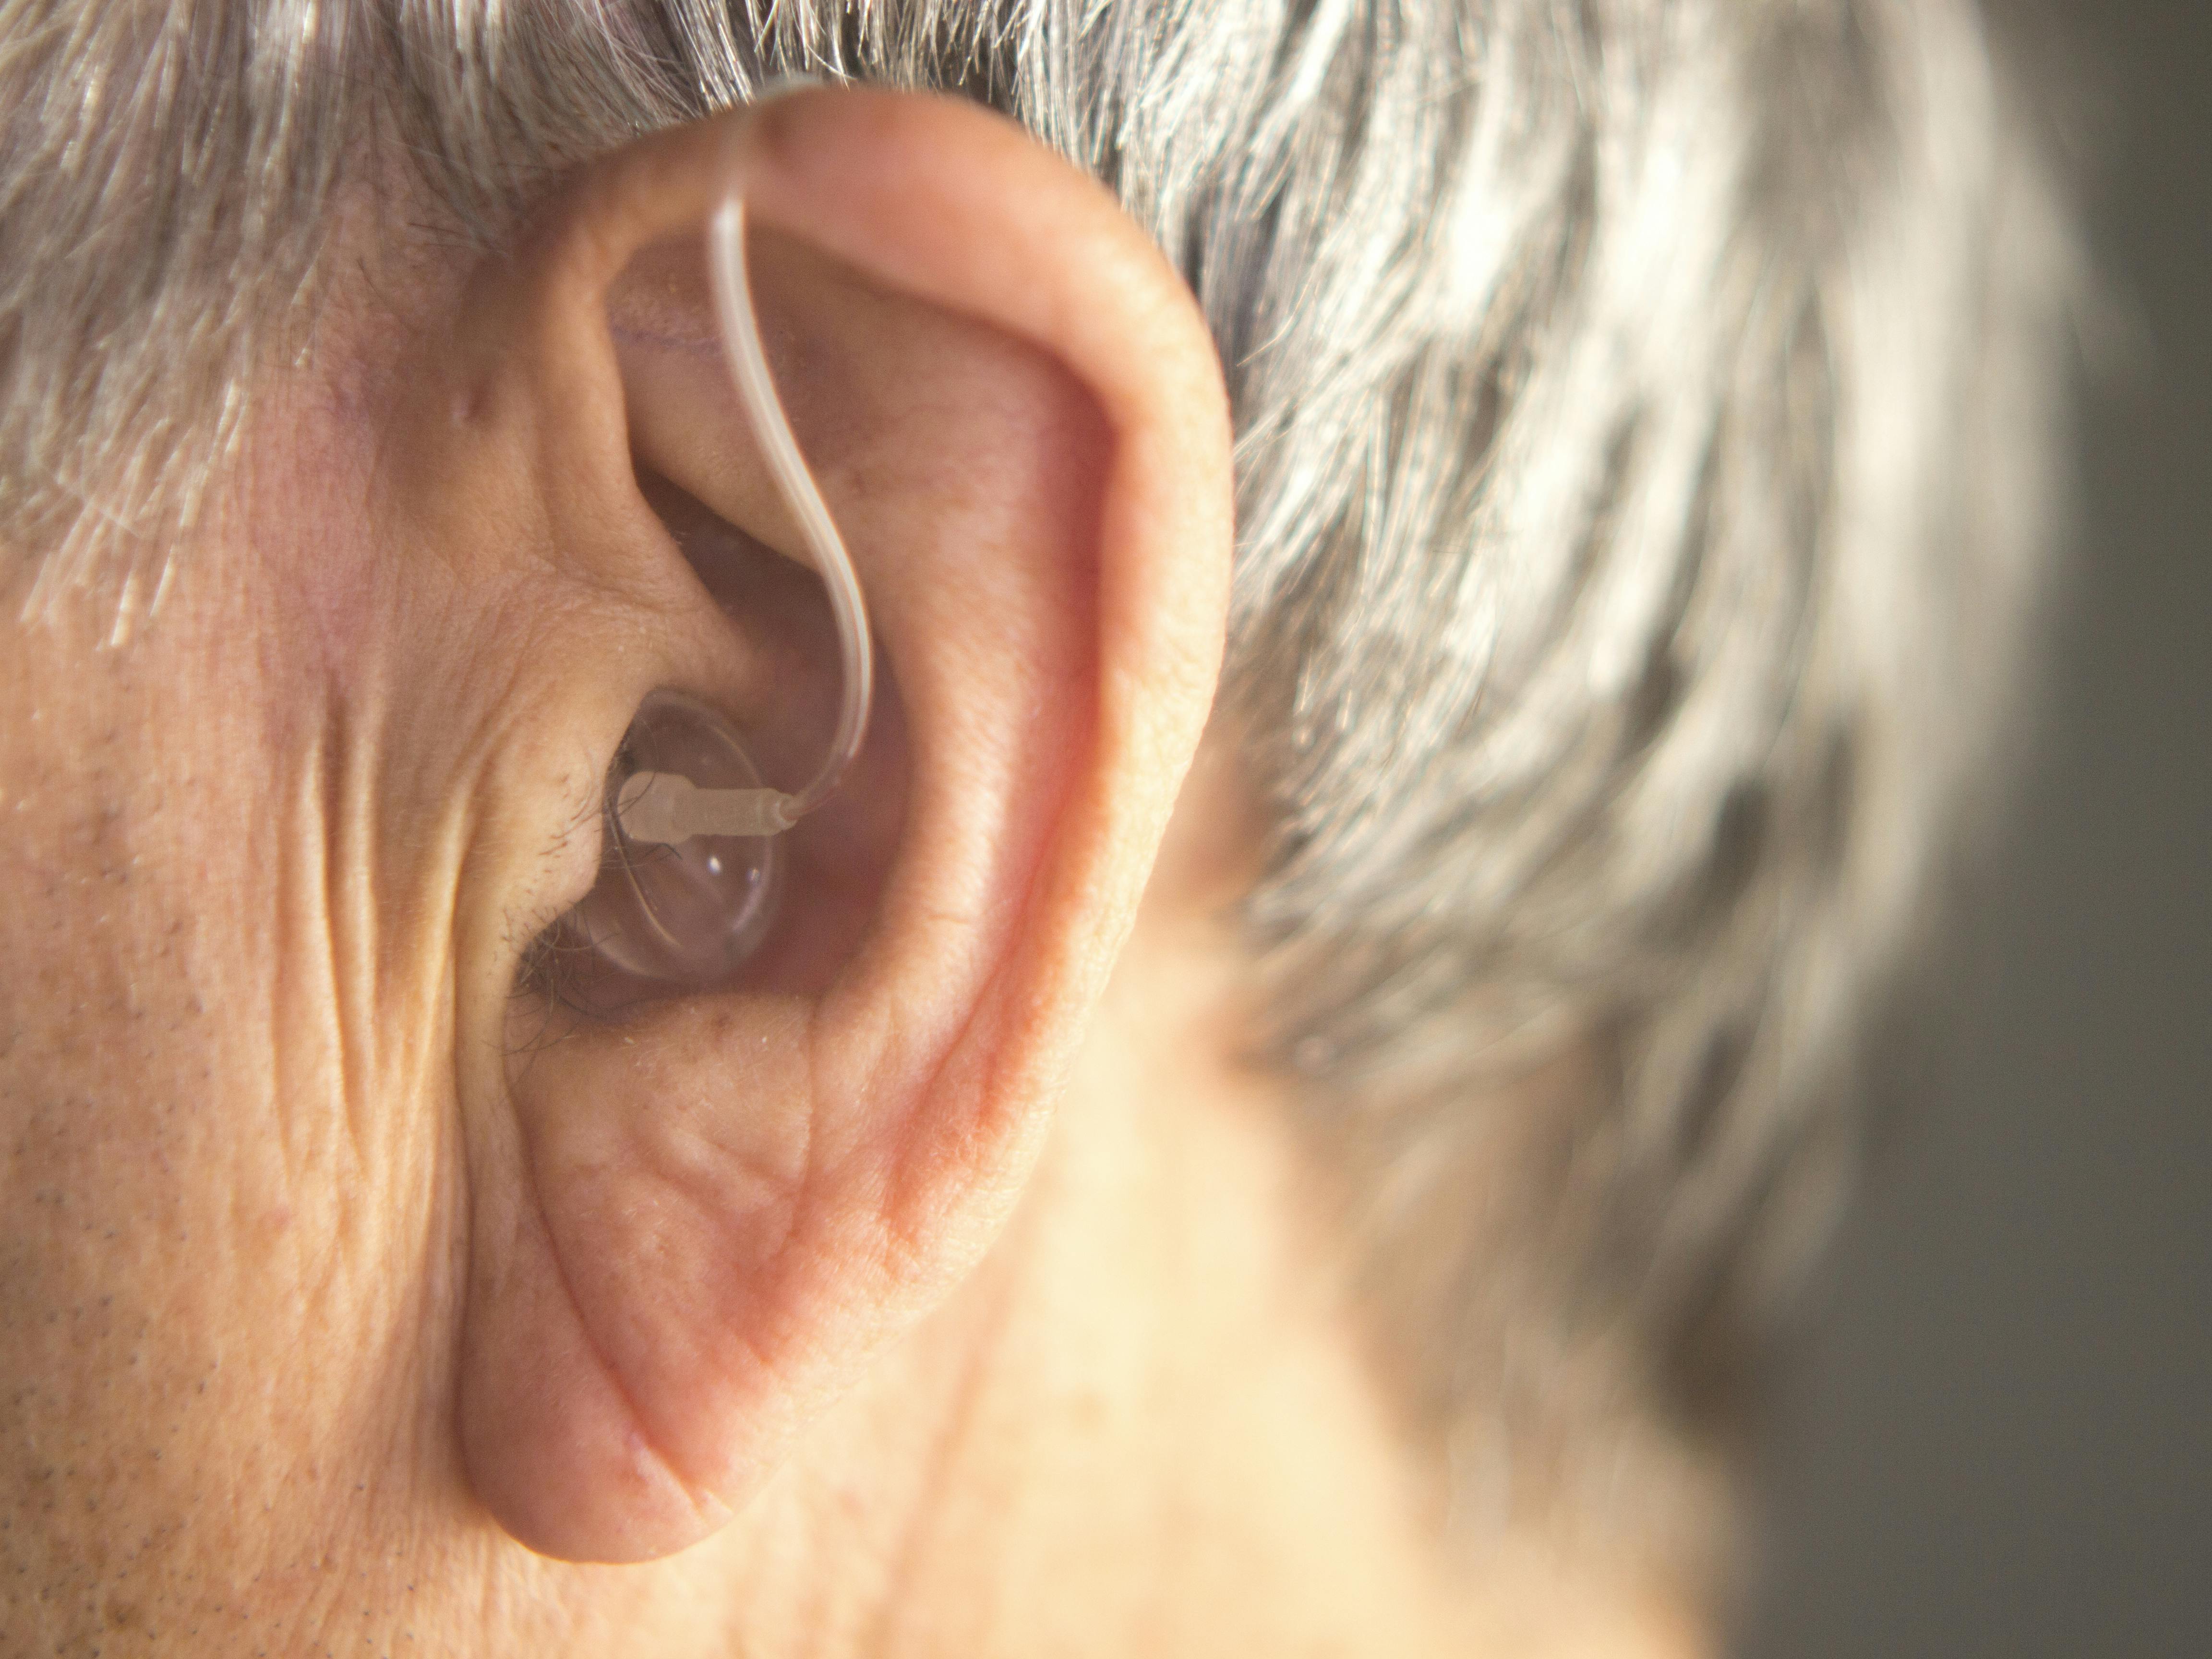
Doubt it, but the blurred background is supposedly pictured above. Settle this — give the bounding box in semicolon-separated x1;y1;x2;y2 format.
1733;3;2211;1655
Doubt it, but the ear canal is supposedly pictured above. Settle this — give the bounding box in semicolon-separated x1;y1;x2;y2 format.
564;689;783;992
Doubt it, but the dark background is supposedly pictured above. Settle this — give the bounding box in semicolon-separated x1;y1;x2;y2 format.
1734;4;2211;1656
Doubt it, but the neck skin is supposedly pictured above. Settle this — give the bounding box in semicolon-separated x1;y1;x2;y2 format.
697;752;1491;1656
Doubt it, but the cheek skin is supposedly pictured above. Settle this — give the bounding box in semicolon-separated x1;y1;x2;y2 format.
0;409;505;1647
0;338;751;1650
0;600;422;1623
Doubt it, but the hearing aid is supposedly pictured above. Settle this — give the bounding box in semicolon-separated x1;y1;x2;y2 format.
562;170;874;991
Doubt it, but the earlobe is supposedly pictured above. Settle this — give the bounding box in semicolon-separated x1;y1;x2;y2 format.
440;88;1232;1563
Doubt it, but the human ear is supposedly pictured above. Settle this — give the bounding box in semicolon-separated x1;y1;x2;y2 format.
382;89;1231;1563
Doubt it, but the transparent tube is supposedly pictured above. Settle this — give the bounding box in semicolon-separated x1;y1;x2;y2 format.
570;177;871;997
707;192;873;822
613;193;873;847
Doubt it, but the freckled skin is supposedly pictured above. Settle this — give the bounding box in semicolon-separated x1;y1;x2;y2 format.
0;365;726;1653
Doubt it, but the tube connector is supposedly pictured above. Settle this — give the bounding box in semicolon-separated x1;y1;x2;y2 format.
616;770;795;843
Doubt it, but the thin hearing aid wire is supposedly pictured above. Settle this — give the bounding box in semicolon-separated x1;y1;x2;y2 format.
615;181;875;847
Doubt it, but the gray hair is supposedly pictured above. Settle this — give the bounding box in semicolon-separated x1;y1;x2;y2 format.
0;0;2073;1572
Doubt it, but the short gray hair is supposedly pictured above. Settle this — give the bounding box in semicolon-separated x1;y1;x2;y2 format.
0;0;2074;1570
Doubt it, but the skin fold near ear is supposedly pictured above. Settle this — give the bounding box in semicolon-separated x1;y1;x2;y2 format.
400;90;1233;1562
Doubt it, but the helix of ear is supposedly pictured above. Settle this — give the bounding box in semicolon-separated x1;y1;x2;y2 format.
556;177;872;1002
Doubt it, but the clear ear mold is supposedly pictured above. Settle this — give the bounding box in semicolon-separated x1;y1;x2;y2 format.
557;170;874;997
570;690;782;985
